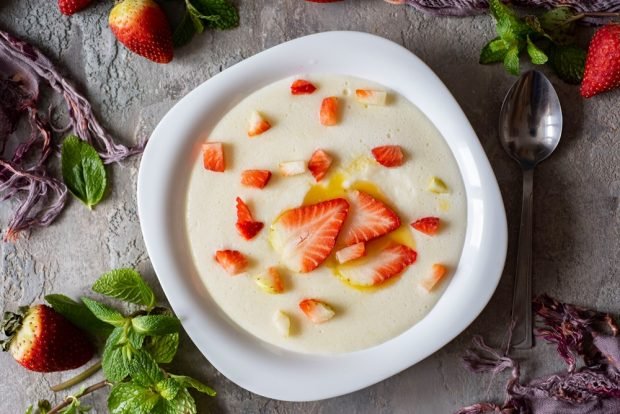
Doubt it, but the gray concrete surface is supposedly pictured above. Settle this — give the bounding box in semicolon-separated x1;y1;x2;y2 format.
1;0;619;412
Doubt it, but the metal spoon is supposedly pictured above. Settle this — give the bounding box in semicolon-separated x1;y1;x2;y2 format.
499;70;563;349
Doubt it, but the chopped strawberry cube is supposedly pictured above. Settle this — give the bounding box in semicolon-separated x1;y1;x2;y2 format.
308;149;333;182
355;89;387;106
273;310;291;337
421;264;448;292
335;242;366;264
337;243;417;287
248;111;271;137
241;170;272;189
235;197;264;240
340;190;401;246
371;145;404;167
320;97;339;126
291;79;317;95
255;267;284;294
202;142;225;172
411;217;440;236
215;250;248;275
299;299;335;324
278;160;306;176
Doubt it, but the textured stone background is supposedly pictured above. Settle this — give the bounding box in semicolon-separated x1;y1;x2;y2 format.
1;0;619;412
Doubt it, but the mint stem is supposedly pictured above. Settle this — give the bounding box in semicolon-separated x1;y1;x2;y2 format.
50;361;102;392
568;12;620;23
47;380;109;414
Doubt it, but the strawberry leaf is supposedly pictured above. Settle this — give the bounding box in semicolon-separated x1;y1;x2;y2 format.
131;315;180;336
45;294;113;337
144;332;179;363
92;269;156;309
108;382;160;414
81;297;126;327
61;135;107;209
526;36;548;65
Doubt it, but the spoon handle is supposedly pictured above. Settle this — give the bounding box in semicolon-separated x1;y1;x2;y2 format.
511;168;534;349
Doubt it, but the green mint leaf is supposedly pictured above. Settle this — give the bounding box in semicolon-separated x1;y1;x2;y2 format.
539;7;577;45
503;46;521;76
81;297;126;327
170;374;217;397
92;269;156;309
108;382;160;414
58;398;90;414
128;350;165;387
25;401;51;414
173;13;196;48
488;0;530;40
480;37;510;64
156;378;182;401
127;328;146;349
153;388;197;414
526;36;548;65
186;0;239;30
102;328;130;382
548;45;586;84
45;294;113;337
186;2;206;33
132;315;180;336
145;332;179;363
61;135;107;209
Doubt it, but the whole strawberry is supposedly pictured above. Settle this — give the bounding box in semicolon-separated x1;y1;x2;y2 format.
0;305;94;372
109;0;173;64
58;0;93;15
580;23;620;98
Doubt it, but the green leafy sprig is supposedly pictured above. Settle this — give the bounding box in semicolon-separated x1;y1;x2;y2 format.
480;0;587;84
61;136;107;209
173;0;239;48
28;269;214;414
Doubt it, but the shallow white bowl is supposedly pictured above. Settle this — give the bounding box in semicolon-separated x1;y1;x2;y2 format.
138;31;507;402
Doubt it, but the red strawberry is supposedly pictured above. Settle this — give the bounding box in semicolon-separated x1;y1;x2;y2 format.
291;79;317;95
421;264;448;292
337;243;417;287
581;24;620;98
308;149;333;182
269;198;349;273
335;242;365;264
299;299;335;324
411;217;440;236
202;142;225;172
320;97;339;126
241;170;272;189
248;111;271;137
1;305;94;372
215;250;248;275
58;0;92;15
109;0;173;64
236;197;264;240
371;145;404;167
340;190;401;246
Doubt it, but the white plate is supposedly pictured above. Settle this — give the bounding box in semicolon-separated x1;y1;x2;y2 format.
137;31;507;402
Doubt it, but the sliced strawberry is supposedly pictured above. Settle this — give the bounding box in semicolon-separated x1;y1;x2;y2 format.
421;264;448;292
341;190;400;246
291;79;317;95
278;160;306;176
320;97;339;126
337;243;417;287
215;250;248;275
241;170;272;189
273;310;291;336
202;142;225;172
355;89;387;106
411;217;440;236
248;111;271;137
254;267;284;294
308;149;333;182
299;299;335;324
236;197;264;240
269;198;349;273
335;242;366;264
371;145;404;167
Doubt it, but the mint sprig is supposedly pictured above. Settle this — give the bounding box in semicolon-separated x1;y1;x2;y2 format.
173;0;239;48
33;269;214;413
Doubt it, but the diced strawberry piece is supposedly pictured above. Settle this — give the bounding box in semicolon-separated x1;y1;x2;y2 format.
269;198;349;273
355;89;387;105
337;243;417;287
202;142;225;172
371;145;404;167
335;242;366;264
421;264;448;292
411;217;440;236
235;197;264;240
299;299;335;324
215;250;248;275
273;310;291;337
255;267;284;294
320;97;339;126
291;79;317;95
278;160;306;176
340;190;400;246
248;111;271;137
241;170;272;189
308;149;333;182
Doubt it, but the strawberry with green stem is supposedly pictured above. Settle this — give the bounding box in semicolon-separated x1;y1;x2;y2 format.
581;23;620;98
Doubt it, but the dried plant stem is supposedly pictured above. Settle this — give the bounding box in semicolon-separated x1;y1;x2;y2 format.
50;361;102;392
